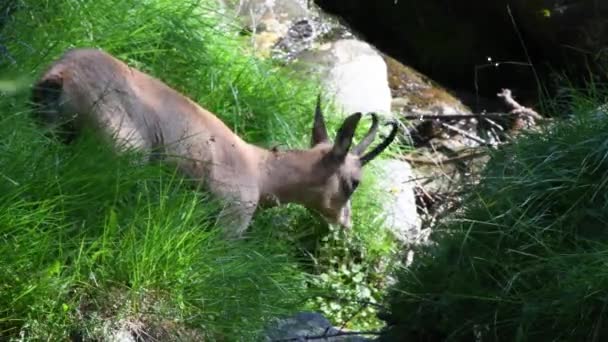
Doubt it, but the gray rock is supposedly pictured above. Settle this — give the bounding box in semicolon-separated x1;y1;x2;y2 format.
217;1;392;118
223;0;309;30
108;328;135;342
264;312;373;341
294;39;393;117
372;159;421;245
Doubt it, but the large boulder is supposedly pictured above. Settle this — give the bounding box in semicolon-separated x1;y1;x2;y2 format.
218;0;393;117
372;159;421;245
293;39;393;117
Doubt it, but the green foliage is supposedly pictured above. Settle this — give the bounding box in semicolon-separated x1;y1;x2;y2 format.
0;131;306;340
0;0;400;338
264;143;403;329
0;0;313;339
381;89;608;341
251;173;400;330
306;171;400;330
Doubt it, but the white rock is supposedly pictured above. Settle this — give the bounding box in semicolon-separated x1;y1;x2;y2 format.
220;0;309;29
327;40;392;116
372;158;421;244
294;39;393;118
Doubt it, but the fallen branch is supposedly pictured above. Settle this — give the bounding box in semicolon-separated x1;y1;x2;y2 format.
481;116;506;132
439;122;494;147
497;88;543;121
400;89;544;130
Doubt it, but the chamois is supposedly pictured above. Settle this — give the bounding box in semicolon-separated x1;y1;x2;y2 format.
31;48;398;237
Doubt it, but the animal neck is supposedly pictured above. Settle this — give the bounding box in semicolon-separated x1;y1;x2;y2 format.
256;148;327;207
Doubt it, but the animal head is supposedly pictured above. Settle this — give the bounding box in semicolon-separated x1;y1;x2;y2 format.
303;95;399;229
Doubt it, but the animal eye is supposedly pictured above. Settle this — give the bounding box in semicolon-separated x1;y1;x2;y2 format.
352;179;360;190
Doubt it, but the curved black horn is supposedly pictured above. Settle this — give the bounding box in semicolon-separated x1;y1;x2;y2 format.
351;113;379;156
359;121;399;166
311;93;329;146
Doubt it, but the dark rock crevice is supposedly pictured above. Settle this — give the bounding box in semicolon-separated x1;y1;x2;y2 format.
314;0;608;111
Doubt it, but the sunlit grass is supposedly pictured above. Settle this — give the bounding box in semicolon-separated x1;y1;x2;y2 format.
0;0;401;338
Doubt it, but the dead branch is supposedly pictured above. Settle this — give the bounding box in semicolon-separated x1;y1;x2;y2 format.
399;89;544;131
439;122;494;147
497;88;543;121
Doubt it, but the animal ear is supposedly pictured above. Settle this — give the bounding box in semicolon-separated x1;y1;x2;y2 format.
311;93;329;146
330;112;362;161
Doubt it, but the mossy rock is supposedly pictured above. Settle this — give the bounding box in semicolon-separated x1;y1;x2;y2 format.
384;54;469;114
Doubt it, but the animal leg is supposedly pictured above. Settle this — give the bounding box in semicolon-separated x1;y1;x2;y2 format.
216;197;258;239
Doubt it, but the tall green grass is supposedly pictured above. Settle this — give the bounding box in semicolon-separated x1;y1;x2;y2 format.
0;0;316;339
0;127;307;340
380;85;608;341
0;0;400;338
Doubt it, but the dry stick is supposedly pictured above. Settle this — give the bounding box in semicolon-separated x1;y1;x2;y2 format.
471;5;543;110
439;122;494;147
416;183;438;207
497;88;543;121
482;116;506;132
473;60;533;111
470;4;542;113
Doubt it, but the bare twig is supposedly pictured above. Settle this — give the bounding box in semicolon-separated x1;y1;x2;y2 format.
439;122;494;147
481;116;506;132
473;60;532;111
497;88;543;121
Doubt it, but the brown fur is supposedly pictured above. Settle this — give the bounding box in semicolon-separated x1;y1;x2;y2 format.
31;48;397;238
